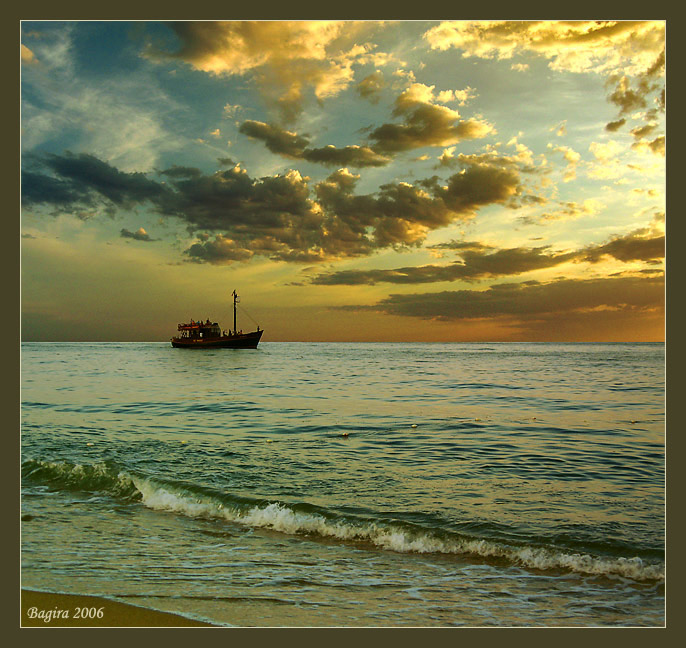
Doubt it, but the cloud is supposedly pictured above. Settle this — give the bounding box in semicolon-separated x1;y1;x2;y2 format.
311;245;578;286
22;169;95;209
367;83;494;154
437;87;477;106
239;81;493;165
21;44;39;65
24;152;170;209
238;120;310;157
340;275;664;325
630;124;658;140
551;121;566;136
603;47;664;132
310;220;664;285
605;118;626;132
627;123;664;157
605;47;665;112
223;103;241;118
239;120;390;167
437;148;538;177
587;139;626;179
120;227;157;242
184;234;255;262
357;70;385;103
144;21;380;122
26;152;440;261
146;21;347;75
21;26;181;171
301;145;391;168
20;147;559;266
519;199;603;225
631;134;665;157
589;140;623;162
607;75;649;115
423;21;665;77
180;156;524;261
547;144;581;182
433;156;523;213
424;21;665;140
313;169;450;252
581;221;664;264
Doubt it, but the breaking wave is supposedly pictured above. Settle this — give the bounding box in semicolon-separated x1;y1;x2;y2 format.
22;459;140;500
22;459;664;583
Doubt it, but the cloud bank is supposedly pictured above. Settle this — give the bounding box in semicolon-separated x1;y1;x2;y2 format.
22;150;532;264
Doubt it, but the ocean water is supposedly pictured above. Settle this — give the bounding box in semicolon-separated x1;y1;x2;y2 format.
21;342;665;627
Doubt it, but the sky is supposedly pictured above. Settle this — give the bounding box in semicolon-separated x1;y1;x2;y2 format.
20;20;665;342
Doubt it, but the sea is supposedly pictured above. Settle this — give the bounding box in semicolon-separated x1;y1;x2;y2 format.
20;341;665;627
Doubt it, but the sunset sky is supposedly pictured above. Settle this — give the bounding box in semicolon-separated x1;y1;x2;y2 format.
21;20;665;342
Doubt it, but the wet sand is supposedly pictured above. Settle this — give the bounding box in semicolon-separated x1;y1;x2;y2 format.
21;589;217;627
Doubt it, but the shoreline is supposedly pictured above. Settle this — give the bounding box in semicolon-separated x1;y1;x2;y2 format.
21;589;218;627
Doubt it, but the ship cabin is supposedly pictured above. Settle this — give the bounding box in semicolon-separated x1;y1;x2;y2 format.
177;318;224;341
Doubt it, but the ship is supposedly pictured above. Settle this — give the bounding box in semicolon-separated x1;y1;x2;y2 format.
171;290;263;349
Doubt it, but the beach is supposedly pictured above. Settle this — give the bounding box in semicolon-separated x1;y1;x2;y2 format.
21;589;215;627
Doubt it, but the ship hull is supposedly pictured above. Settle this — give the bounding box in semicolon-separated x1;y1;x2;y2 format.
171;330;263;349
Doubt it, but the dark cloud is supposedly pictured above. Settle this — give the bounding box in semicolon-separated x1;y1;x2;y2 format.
341;275;664;323
41;152;168;207
22;153;171;216
311;245;577;285
238;120;309;157
630;123;658;140
645;48;665;79
302;144;390;168
369;110;492;155
607;75;647;115
437;162;521;213
357;71;385;103
239;120;390;168
367;85;493;154
581;231;664;263
605;49;665;138
180;155;526;262
429;240;494;252
21;169;95;208
313;161;520;251
160;165;324;241
21;151;536;265
312;169;449;254
22;152;326;262
184;234;255;263
605;118;626;132
171;162;483;261
311;224;665;285
159;165;204;179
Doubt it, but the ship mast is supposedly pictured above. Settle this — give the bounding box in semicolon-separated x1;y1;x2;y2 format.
232;289;238;335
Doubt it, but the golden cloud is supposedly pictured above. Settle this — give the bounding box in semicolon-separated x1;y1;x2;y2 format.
21;44;38;65
145;21;382;122
424;20;665;77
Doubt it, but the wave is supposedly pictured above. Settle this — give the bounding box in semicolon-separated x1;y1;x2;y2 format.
22;459;664;583
22;459;141;500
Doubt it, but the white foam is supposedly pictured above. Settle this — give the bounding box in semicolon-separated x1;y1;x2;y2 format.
130;476;664;582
